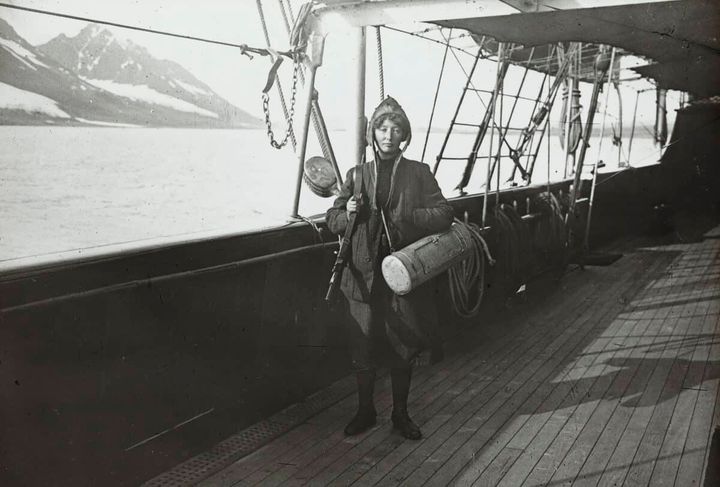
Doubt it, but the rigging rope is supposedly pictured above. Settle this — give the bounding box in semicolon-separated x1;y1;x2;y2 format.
523;44;555;183
481;204;528;305
497;44;536;184
627;89;641;163
277;0;292;32
382;25;477;58
584;47;617;249
285;0;296;20
511;43;578;173
532;192;566;261
447;220;494;318
496;47;505;206
375;26;385;101
421;28;452;164
0;2;290;56
481;43;506;228
493;45;537;185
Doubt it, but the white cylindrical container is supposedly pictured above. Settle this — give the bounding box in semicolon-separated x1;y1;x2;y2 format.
382;223;474;295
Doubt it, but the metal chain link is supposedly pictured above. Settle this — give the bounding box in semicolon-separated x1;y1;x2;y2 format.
262;53;301;149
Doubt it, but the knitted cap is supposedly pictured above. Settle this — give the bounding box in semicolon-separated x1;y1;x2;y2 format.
366;96;412;147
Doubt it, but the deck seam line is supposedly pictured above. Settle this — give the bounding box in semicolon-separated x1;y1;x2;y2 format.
620;245;716;487
595;244;711;486
335;270;625;487
256;271;601;486
509;299;657;486
546;257;683;487
675;243;720;486
399;254;651;486
462;252;672;487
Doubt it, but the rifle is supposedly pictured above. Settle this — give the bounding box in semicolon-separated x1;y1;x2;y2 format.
325;163;363;302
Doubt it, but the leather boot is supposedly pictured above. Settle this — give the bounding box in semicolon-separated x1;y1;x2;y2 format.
390;367;422;440
344;369;377;436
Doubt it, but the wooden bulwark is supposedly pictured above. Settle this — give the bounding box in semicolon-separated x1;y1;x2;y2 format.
198;226;720;486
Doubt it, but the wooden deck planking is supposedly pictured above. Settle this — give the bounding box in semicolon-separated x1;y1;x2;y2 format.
215;354;461;486
235;271;604;487
517;318;653;486
463;317;650;487
276;269;603;486
202;297;507;487
592;274;694;486
349;274;608;487
309;294;597;487
462;253;674;487
595;242;719;487
570;334;695;483
266;304;562;486
673;248;720;487
198;228;720;487
610;292;709;485
399;254;657;486
647;312;719;486
325;279;615;487
641;279;719;486
539;273;681;487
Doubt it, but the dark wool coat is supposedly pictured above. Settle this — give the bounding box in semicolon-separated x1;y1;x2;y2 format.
326;156;454;364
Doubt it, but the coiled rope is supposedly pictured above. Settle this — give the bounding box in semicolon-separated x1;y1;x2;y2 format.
478;204;531;307
447;220;494;318
533;192;565;252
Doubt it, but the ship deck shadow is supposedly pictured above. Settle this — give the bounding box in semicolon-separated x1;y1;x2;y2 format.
150;225;720;487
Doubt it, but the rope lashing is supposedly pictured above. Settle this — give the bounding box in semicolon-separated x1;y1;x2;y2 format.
447;220;494;318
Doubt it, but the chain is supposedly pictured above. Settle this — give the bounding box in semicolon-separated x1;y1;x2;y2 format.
262;52;301;150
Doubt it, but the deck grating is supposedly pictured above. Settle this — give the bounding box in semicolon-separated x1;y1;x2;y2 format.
190;227;720;487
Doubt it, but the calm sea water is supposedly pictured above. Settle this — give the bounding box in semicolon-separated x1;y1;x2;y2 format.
0;126;663;266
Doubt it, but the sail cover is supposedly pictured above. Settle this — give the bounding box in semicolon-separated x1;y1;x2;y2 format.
434;0;720;97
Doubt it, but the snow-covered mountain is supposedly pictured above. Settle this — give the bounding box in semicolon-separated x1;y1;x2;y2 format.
0;19;260;128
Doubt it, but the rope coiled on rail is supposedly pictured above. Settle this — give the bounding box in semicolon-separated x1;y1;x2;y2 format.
532;192;565;253
447;220;494;318
532;192;568;272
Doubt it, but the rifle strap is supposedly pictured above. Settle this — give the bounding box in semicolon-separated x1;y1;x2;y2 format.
380;208;395;252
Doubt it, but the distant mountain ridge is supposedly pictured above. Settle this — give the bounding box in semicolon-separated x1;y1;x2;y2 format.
0;18;261;128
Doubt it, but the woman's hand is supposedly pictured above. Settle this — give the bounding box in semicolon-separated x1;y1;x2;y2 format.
346;196;358;217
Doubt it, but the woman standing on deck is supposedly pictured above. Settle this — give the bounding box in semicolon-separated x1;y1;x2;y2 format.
326;97;454;439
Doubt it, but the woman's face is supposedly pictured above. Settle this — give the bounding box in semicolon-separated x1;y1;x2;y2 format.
374;118;404;157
